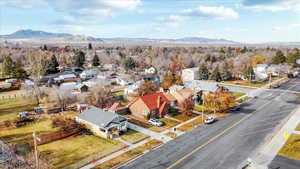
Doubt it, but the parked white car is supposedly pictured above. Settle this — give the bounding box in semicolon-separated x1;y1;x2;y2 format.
148;118;164;127
204;116;216;124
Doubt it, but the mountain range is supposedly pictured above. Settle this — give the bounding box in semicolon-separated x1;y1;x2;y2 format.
0;29;239;44
1;29;299;46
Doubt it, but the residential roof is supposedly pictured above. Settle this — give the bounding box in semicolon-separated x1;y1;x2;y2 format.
140;92;170;110
77;106;126;129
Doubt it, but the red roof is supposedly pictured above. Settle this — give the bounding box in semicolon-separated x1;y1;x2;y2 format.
140;92;170;110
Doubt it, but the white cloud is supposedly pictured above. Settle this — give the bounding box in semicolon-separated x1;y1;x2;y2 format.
156;15;186;27
0;0;141;23
242;0;300;13
182;6;239;19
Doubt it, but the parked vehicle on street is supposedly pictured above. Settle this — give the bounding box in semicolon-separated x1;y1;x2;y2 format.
230;106;241;111
148;118;164;126
204;116;216;124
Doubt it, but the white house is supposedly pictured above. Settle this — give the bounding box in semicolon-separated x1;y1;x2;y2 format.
145;67;156;74
80;69;98;80
182;67;199;82
124;80;143;95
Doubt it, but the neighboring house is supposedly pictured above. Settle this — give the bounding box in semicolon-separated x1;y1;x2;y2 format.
75;83;89;92
129;92;170;119
124;80;143;95
169;88;195;107
80;69;99;80
145;67;156;74
253;64;270;81
182;67;199;82
75;106;128;139
115;75;134;86
169;85;185;92
59;82;88;93
143;75;160;88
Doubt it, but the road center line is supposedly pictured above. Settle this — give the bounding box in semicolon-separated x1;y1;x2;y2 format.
166;101;270;169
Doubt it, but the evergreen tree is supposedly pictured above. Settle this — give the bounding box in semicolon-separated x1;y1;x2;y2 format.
12;60;27;78
220;64;232;81
243;66;255;81
287;48;300;67
43;44;48;51
210;66;222;82
47;55;59;74
198;64;210;80
88;43;93;50
2;56;13;76
241;46;248;53
273;50;286;64
92;53;100;67
124;57;136;70
74;51;86;67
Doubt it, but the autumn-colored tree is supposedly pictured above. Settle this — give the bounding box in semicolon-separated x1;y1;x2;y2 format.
137;81;157;96
252;55;264;66
161;71;183;89
204;87;236;113
181;96;194;116
169;53;185;73
85;86;112;108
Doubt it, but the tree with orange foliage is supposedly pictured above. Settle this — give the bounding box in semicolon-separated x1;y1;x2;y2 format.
252;55;265;66
204;87;236;113
161;71;183;89
181;96;194;116
137;81;157;96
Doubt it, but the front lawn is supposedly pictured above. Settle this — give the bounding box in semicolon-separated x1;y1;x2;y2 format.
38;135;126;169
0;120;60;144
93;139;162;169
0;97;38;123
177;116;204;132
237;96;252;103
278;134;300;160
164;132;177;139
232;92;246;99
168;108;199;122
120;129;148;144
295;123;300;131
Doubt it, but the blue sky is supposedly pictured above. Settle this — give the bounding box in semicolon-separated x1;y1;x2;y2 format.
0;0;299;43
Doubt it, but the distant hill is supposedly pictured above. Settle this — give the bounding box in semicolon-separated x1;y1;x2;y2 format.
0;29;72;39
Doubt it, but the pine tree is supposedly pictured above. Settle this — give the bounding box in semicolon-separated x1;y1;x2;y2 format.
210;66;222;82
287;48;300;67
2;56;13;76
199;64;210;80
43;44;48;51
12;60;27;78
243;66;255;81
92;53;100;67
47;55;59;74
74;51;86;67
88;43;93;50
124;57;136;70
273;50;286;64
220;64;232;81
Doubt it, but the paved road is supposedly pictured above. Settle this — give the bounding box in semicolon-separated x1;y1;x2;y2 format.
121;79;300;169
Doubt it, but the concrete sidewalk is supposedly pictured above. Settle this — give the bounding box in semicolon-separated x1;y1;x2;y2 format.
128;123;172;143
248;105;300;169
80;138;152;169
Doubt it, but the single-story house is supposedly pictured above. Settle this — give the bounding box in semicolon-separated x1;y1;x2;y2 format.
181;67;199;82
129;92;170;119
80;69;99;80
169;88;195;107
75;106;128;139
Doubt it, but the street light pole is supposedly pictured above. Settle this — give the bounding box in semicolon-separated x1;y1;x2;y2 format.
33;132;39;169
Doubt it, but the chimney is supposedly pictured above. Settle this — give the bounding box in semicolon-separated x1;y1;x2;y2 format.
157;96;161;108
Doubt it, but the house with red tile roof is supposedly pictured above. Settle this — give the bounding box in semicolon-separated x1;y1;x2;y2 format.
129;92;170;119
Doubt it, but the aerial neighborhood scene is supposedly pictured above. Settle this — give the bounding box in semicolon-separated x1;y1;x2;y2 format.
1;0;300;169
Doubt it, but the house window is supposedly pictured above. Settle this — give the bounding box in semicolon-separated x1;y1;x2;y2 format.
100;128;106;133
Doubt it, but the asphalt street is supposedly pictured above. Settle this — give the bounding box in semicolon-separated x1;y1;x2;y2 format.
121;78;300;169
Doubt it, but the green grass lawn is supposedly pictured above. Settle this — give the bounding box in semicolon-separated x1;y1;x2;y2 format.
237;96;252;103
0;120;60;144
278;134;300;160
120;129;148;144
38;135;126;169
0;97;38;123
94;139;162;169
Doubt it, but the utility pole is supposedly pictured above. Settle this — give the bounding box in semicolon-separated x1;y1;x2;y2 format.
33;132;39;169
